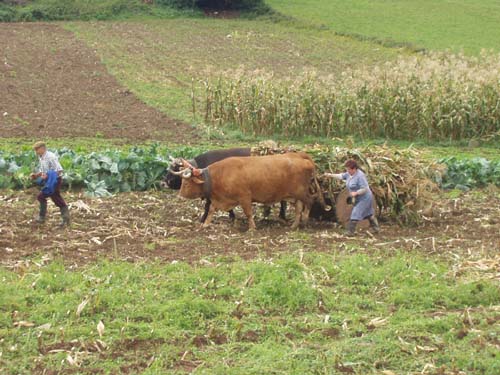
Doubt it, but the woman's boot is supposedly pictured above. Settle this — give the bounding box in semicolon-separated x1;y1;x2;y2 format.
346;220;357;237
369;216;380;233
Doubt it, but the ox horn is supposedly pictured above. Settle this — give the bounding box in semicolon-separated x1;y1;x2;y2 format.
169;156;183;168
170;168;187;176
182;159;195;169
182;169;192;179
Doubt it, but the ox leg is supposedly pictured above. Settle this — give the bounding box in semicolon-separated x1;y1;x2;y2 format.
279;201;288;221
241;201;256;231
301;204;310;225
263;206;272;219
200;199;211;223
202;204;216;228
291;200;303;229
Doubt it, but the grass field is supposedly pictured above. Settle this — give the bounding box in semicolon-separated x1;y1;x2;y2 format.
2;250;500;374
268;0;500;54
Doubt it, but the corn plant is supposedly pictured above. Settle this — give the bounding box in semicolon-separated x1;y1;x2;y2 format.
196;52;500;141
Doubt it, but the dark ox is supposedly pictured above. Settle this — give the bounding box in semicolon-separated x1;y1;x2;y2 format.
309;195;336;221
163;148;286;223
172;152;318;230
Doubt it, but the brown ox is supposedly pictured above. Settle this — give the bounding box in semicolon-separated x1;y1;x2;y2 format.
173;152;317;230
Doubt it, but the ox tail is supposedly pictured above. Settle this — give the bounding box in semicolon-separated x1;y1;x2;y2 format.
296;152;331;211
311;170;332;212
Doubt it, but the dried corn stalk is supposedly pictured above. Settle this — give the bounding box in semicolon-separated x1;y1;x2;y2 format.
251;143;441;225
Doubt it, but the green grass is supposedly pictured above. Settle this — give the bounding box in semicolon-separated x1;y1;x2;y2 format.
1;252;499;374
268;0;500;54
1;137;499;163
66;18;402;124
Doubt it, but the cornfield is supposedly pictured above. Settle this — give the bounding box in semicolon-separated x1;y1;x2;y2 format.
197;52;500;141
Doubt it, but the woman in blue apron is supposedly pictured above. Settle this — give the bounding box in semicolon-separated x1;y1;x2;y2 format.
325;159;379;236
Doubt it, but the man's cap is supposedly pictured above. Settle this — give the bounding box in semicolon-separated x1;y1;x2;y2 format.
33;141;46;150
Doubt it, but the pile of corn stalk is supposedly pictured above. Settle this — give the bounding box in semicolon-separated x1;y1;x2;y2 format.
251;142;442;225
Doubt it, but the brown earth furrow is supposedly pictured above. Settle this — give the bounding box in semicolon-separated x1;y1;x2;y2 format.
1;189;498;268
0;23;196;142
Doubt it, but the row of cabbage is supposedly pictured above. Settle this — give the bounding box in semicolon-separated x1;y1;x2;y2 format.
0;144;201;197
438;157;500;190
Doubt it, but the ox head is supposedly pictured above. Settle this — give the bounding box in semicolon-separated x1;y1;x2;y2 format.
167;159;206;199
309;194;336;221
162;156;185;190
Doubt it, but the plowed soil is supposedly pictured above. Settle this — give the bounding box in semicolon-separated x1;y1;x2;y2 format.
0;23;196;142
1;189;499;268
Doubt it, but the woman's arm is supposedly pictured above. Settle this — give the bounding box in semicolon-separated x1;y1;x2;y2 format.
351;188;368;196
323;173;345;180
351;173;370;196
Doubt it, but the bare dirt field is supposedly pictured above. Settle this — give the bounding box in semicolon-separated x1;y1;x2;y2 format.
2;188;499;269
0;23;196;142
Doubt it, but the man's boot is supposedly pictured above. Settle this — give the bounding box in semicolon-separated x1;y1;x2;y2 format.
59;206;70;227
36;201;47;224
369;216;380;233
345;220;357;237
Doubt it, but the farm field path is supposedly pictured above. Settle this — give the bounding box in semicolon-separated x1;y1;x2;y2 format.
0;23;196;142
2;189;498;268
